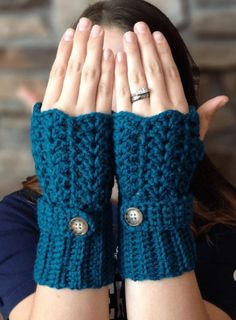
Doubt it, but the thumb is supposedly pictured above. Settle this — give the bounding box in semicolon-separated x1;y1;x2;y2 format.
16;85;43;112
197;95;230;140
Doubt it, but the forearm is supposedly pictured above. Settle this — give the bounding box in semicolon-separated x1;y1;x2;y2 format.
30;284;109;320
125;271;210;320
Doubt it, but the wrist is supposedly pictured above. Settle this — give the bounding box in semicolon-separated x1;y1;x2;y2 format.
34;197;116;289
117;219;197;281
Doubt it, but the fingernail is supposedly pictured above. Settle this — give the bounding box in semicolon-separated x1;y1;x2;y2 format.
91;25;103;38
154;31;163;42
219;98;229;107
103;49;111;61
124;31;135;43
79;17;91;31
63;28;74;41
117;51;123;62
135;22;147;34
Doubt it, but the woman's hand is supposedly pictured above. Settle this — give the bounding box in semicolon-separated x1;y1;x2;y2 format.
114;21;229;141
41;17;114;116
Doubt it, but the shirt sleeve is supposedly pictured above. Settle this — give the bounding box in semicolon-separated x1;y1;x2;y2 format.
0;190;39;320
195;224;236;319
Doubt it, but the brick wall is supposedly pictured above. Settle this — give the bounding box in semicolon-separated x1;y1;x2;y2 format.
0;0;235;199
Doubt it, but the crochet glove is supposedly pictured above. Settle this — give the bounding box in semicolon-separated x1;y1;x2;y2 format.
113;105;205;281
30;102;115;289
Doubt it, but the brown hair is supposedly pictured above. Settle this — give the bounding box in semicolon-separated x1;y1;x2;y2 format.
22;0;236;238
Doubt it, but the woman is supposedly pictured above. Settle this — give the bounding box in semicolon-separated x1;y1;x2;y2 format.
0;0;236;319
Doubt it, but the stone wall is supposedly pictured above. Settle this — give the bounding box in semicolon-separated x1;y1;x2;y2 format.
0;0;235;199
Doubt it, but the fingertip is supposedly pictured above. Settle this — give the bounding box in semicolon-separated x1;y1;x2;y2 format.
123;31;136;44
153;31;164;43
62;28;75;41
218;96;230;108
224;96;230;104
103;48;113;61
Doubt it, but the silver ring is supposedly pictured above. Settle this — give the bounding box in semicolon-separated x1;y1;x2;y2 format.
131;87;150;96
130;87;150;103
131;92;150;103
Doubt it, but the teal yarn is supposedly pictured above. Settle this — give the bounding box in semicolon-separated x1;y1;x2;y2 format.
112;105;205;281
30;102;116;289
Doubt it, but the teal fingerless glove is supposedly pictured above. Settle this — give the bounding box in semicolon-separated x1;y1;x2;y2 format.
31;102;116;289
113;105;205;281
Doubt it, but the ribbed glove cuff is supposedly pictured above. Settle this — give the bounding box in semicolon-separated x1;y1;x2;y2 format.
117;224;197;281
117;194;197;281
33;196;116;289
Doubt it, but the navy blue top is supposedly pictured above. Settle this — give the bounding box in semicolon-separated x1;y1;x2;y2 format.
0;188;236;320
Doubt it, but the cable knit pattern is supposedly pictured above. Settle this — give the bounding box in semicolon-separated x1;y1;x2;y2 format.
30;102;116;289
113;105;205;281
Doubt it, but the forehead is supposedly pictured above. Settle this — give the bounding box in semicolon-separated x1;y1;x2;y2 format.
103;26;125;55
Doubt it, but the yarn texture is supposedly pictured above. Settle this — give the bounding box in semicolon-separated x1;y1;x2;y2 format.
113;105;205;281
30;102;116;289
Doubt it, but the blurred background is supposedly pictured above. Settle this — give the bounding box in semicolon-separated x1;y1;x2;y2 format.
0;0;235;200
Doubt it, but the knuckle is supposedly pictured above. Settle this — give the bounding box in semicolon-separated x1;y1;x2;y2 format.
166;65;180;79
58;102;76;116
66;60;83;74
176;100;188;109
130;72;143;85
82;66;99;80
158;102;172;110
119;86;130;98
49;63;67;79
97;81;109;96
145;62;162;76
